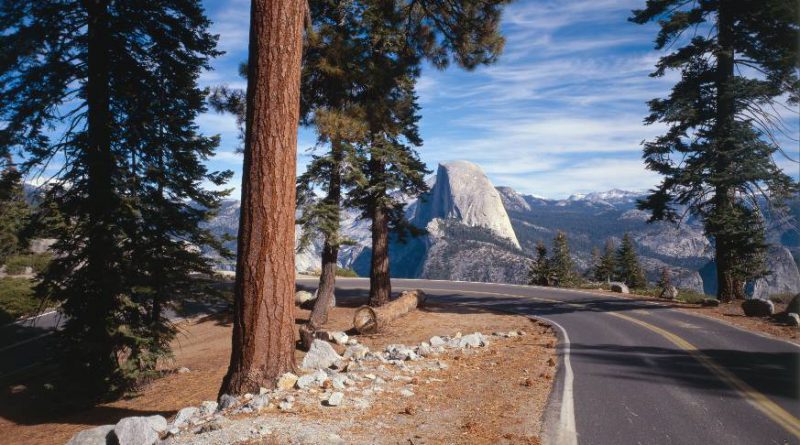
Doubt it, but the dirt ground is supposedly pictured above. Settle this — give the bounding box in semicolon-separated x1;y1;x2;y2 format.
1;300;557;445
604;291;799;345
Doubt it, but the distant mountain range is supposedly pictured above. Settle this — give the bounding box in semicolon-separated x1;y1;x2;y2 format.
206;160;800;298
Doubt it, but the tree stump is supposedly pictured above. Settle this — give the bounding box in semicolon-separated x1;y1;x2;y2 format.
353;290;426;334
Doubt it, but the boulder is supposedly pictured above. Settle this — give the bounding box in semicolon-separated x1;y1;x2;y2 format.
296;370;328;390
343;344;369;360
199;400;218;417
114;416;166;445
325;392;344;406
301;339;343;370
65;425;115;445
741;299;774;317
786;313;800;327
276;372;299;390
385;344;418;361
247;394;270;411
316;330;349;345
218;394;239;411
610;282;629;294
659;286;678;300
458;333;487;348
429;336;446;348
295;290;315;305
701;298;720;307
172;407;199;428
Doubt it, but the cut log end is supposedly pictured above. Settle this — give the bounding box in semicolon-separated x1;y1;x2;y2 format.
352;289;426;334
353;306;379;334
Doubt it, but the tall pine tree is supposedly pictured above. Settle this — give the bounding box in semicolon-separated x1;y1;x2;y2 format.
349;0;512;306
0;1;228;393
631;0;799;302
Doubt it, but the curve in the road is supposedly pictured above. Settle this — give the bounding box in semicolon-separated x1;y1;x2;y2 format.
301;278;800;445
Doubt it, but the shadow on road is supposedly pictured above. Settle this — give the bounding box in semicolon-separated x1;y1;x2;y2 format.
567;342;798;403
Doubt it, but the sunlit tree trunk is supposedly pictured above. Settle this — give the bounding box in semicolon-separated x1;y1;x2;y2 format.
219;0;305;396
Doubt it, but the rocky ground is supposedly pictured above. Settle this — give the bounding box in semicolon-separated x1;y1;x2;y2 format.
2;302;557;445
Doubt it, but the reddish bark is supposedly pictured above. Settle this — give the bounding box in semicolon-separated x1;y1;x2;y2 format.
219;0;305;396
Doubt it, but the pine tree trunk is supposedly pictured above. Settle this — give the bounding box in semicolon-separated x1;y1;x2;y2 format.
83;0;117;375
219;0;305;396
369;197;391;307
714;1;739;303
309;140;344;326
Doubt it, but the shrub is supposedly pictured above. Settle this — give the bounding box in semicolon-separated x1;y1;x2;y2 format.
675;289;711;304
335;267;359;277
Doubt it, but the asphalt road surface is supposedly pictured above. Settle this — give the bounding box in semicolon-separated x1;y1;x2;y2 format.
3;277;798;444
298;277;800;445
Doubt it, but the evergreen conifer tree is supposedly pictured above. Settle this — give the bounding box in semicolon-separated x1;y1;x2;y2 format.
348;0;511;306
0;154;30;263
550;231;578;287
631;0;799;302
594;240;617;283
529;241;551;286
615;234;647;289
0;1;227;393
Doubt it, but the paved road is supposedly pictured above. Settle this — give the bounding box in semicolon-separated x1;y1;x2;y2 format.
4;277;798;444
298;277;800;445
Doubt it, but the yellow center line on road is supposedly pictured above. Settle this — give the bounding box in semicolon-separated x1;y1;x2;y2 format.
405;285;800;439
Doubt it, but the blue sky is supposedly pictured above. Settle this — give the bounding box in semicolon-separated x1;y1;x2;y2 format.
198;0;799;199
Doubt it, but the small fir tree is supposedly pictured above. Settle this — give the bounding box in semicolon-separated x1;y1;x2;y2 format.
594;240;617;283
550;231;579;287
528;241;551;286
615;234;647;289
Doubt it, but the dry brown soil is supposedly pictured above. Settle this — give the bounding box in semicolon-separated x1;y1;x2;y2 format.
1;301;556;445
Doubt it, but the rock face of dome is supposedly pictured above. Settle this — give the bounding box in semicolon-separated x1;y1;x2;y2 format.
414;160;520;249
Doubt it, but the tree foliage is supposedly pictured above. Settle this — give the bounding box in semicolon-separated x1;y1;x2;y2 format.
0;0;229;393
631;0;799;301
615;233;647;289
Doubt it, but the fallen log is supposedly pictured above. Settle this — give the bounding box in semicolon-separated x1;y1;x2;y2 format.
353;289;426;334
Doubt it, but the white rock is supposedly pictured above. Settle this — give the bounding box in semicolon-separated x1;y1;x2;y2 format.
199;401;218;417
787;313;800;327
302;339;343;370
413;161;520;248
172;407;199;427
610;282;630;294
278;400;293;411
326;392;344;406
343;344;369;360
247;394;270;411
429;336;446;347
295;290;315;305
400;389;415;397
177;367;191;373
65;425;115;445
218;394;239;410
330;331;349;345
458;333;487;348
114;416;163;445
259;387;269;395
